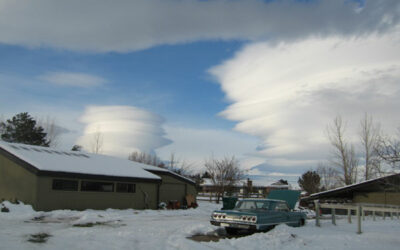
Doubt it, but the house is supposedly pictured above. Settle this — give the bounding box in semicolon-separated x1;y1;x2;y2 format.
0;141;196;211
200;178;289;196
302;173;400;206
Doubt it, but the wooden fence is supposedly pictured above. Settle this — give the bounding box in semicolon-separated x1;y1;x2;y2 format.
314;201;400;234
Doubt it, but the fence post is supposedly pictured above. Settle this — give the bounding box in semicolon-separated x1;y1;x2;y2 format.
373;210;376;221
362;209;365;221
315;200;320;227
332;208;336;225
348;209;352;223
397;210;399;219
391;211;393;220
357;205;362;234
383;212;386;220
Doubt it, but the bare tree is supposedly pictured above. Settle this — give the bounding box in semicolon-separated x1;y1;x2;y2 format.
326;116;358;185
317;163;339;190
91;127;103;154
359;113;381;180
204;156;244;203
0;114;5;135
167;152;192;176
375;128;400;169
37;116;64;147
128;151;162;167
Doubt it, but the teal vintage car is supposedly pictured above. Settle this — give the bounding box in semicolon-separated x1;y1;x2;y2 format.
210;199;307;234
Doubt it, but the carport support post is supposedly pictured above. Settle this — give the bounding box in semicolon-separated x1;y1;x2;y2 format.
373;210;376;221
391;211;393;220
362;209;365;221
331;208;336;225
315;201;320;227
357;205;362;234
348;209;352;223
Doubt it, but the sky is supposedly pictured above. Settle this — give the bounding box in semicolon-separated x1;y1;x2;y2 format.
1;0;400;184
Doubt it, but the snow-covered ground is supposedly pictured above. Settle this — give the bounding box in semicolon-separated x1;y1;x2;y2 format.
1;200;400;250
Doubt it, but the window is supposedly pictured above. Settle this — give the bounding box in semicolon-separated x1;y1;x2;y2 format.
275;202;289;212
116;183;136;193
81;181;114;192
52;179;78;191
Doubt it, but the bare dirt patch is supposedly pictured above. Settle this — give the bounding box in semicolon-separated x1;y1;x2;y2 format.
187;228;255;242
72;220;126;228
25;215;80;224
27;233;51;243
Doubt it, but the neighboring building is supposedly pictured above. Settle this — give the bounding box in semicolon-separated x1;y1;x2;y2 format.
0;141;196;211
200;178;289;196
302;173;400;206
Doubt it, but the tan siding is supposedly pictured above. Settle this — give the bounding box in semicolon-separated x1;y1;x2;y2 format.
354;192;400;206
36;177;158;211
157;173;197;204
186;184;197;197
0;154;38;208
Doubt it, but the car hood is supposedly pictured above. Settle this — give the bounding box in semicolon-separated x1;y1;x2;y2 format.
267;190;301;210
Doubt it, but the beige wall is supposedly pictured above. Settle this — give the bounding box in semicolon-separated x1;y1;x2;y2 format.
158;173;197;205
1;152;198;211
354;192;400;206
0;154;38;208
36;177;158;211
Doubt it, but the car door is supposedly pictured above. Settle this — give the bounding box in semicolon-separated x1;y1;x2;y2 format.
273;202;290;224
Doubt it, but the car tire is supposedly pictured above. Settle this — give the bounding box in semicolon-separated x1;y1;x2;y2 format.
225;227;239;235
299;219;305;227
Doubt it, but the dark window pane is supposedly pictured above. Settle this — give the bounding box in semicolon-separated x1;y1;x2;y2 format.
81;181;114;192
116;183;135;193
52;179;78;191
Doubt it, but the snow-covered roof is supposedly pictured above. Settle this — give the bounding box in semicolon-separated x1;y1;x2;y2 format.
141;164;195;184
307;172;400;199
0;141;161;181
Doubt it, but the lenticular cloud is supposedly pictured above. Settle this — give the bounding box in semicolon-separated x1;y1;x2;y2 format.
210;30;400;169
76;106;171;157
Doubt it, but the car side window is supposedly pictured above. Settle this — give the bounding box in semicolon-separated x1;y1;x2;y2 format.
275;202;289;212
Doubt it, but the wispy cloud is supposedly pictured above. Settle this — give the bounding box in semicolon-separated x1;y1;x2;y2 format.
76;105;171;157
0;0;398;52
39;72;106;88
210;29;400;171
157;126;259;170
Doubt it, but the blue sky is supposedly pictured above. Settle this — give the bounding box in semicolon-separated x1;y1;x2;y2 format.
1;0;399;185
0;41;242;128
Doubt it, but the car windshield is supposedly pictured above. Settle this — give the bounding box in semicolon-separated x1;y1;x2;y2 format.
235;200;273;210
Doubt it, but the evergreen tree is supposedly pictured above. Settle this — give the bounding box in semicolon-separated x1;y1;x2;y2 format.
71;145;82;151
298;170;321;194
0;112;49;146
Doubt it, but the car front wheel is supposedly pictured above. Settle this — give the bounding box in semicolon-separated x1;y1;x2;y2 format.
299;219;305;227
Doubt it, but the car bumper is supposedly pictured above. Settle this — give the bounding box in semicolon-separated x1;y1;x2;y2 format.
210;220;258;230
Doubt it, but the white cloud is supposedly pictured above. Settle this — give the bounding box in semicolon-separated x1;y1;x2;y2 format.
39;72;106;87
76;105;171;157
156;126;259;171
209;29;400;172
0;0;398;52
